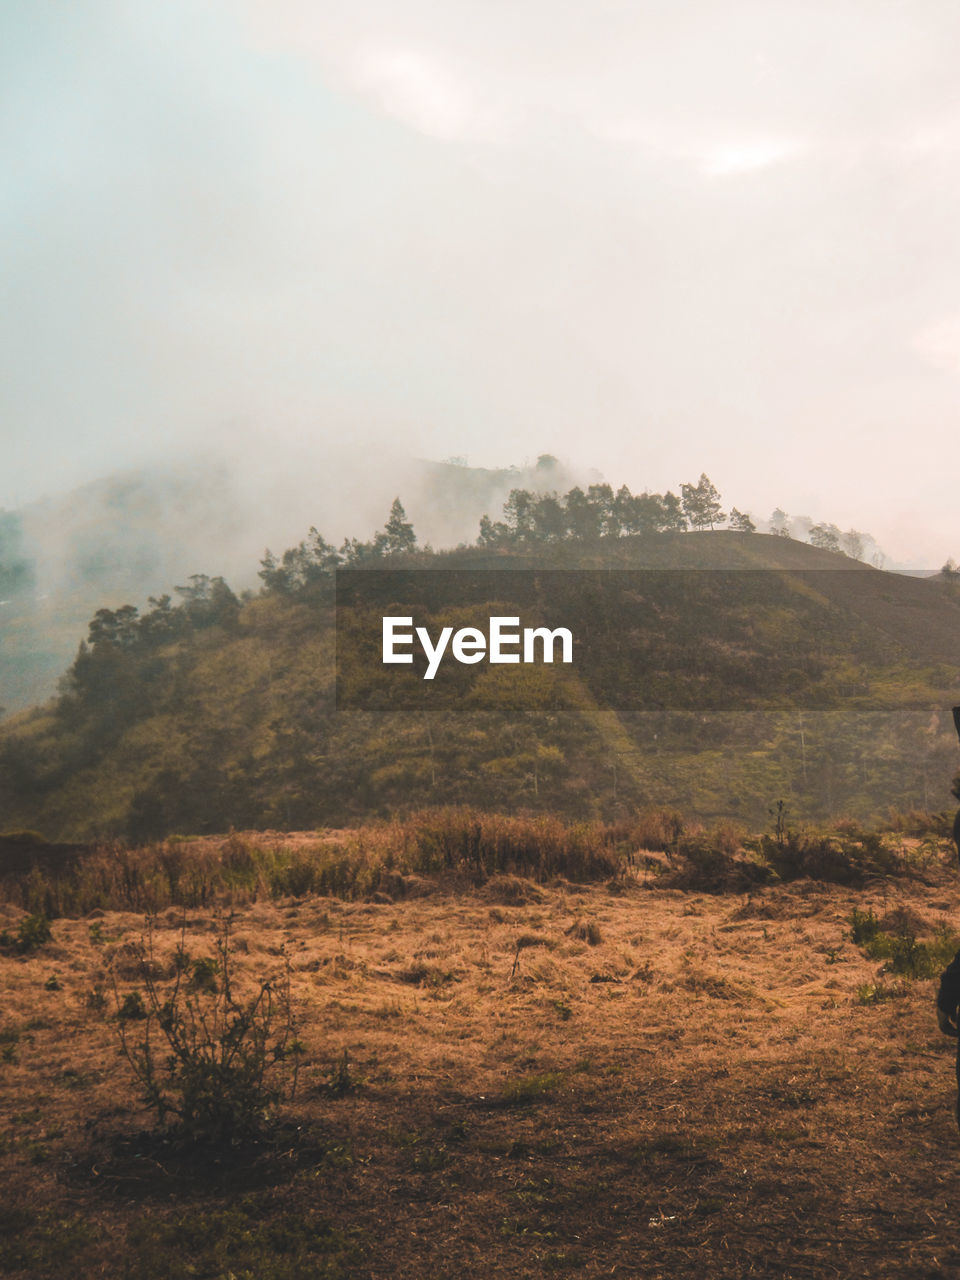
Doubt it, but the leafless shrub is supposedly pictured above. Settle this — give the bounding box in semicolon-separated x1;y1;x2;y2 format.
110;913;304;1142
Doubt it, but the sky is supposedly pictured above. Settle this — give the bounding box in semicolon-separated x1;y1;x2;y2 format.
3;0;960;564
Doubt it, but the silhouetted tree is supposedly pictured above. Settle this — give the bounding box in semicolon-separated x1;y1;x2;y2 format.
729;508;756;533
565;486;603;541
769;508;791;537
384;498;417;555
260;528;342;593
503;489;536;544
531;494;567;543
477;514;509;548
681;474;725;530
809;523;841;553
659;491;688;531
622;492;662;534
587;483;618;536
175;575;239;627
840;529;864;560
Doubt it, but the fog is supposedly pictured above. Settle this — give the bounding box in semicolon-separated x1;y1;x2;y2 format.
4;1;960;566
0;442;598;711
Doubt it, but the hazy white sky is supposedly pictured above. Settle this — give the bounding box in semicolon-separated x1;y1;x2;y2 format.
4;0;960;563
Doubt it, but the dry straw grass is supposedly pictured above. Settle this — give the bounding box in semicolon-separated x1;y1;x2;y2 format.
2;812;959;1276
0;806;930;922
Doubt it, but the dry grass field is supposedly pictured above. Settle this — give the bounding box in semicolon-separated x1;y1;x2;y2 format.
3;838;960;1278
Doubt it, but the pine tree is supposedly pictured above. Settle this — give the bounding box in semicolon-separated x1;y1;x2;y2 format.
383;498;417;555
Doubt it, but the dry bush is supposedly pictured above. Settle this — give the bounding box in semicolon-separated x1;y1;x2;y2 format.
389;809;622;882
0;806;933;926
110;914;303;1142
567;920;603;946
883;807;949;838
483;875;545;906
632;808;687;853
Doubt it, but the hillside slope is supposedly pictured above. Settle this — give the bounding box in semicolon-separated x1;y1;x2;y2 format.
1;532;959;842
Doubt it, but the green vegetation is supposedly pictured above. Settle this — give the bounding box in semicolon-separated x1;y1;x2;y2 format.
2;486;960;842
0;912;53;954
117;990;146;1021
849;907;960;980
500;1070;566;1106
856;980;909;1004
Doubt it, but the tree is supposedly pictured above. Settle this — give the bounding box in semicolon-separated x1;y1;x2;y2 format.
564;486;604;541
728;508;756;533
175;575;240;627
503;489;536;544
769;508;791;538
87;604;141;649
384;498;417;555
139;595;179;644
840;529;864;560
587;483;618;537
478;514;509;548
680;474;725;530
259;529;341;594
340;533;386;564
659;491;688;531
809;523;841;553
531;494;567;543
621;492;668;535
612;485;637;534
258;550;289;593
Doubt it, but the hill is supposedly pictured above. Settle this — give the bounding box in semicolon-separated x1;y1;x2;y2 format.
2;529;959;842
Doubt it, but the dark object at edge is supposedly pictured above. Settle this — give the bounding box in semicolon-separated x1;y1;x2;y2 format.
938;952;960;1131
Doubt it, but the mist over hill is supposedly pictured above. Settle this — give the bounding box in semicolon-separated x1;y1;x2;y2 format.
0;449;586;714
2;505;959;843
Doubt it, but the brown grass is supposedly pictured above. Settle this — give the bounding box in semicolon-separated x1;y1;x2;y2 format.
0;807;927;924
0;810;631;918
3;839;960;1277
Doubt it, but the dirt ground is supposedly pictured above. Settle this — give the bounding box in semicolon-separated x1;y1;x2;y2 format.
3;865;960;1278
